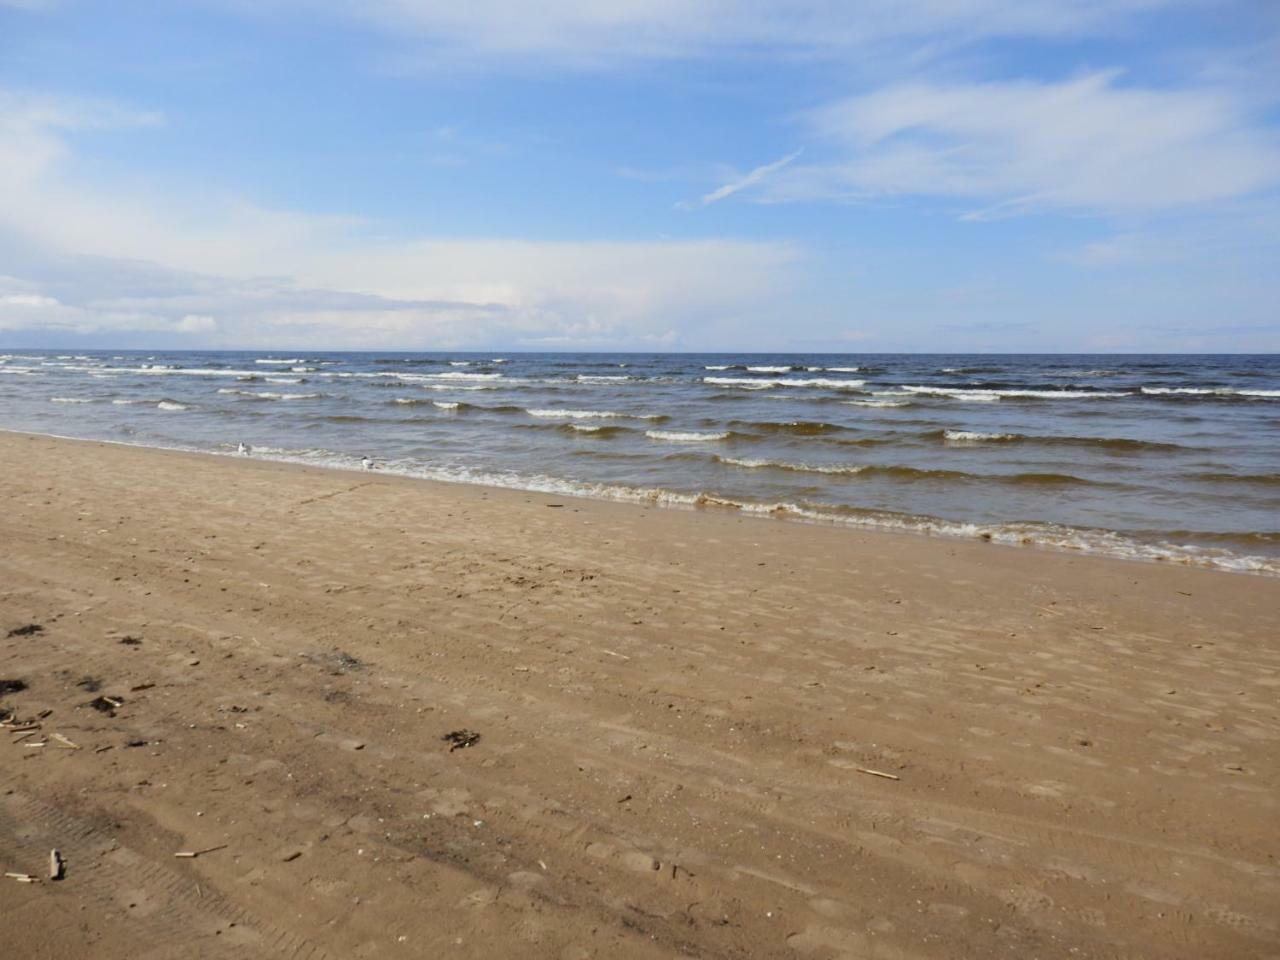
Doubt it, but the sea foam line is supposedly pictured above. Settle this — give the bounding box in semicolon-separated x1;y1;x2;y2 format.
4;426;1275;577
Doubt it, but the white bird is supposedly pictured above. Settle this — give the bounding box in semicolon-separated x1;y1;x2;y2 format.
237;442;251;456
361;456;374;470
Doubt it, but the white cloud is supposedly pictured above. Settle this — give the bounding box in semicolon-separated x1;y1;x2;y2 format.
769;70;1280;214
680;149;803;209
0;90;800;348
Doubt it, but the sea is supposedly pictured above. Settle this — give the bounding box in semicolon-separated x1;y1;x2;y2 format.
2;350;1277;574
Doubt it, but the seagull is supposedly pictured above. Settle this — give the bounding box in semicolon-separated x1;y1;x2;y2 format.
361;456;374;471
237;442;251;456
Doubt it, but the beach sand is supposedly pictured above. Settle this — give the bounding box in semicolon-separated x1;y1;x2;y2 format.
1;431;1277;959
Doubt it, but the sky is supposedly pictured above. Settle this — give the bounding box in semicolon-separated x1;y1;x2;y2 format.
1;0;1278;352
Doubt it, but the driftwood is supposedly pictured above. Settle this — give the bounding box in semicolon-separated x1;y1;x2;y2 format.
174;844;228;859
855;766;901;781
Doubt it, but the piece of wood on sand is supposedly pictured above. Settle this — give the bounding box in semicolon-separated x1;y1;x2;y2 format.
855;766;901;781
49;849;64;881
174;844;228;859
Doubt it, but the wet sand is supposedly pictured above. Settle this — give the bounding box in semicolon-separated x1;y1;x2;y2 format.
1;430;1277;959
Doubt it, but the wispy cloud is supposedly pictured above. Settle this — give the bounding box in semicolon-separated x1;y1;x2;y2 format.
768;70;1280;215
266;0;1203;66
679;149;803;209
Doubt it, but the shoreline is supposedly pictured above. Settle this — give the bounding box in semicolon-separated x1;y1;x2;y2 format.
2;430;1279;957
2;426;1274;577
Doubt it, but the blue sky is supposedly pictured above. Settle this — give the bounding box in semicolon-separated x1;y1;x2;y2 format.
1;0;1278;351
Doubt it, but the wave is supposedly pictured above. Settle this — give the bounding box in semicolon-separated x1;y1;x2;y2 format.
156;401;189;411
718;456;869;475
900;386;1129;401
576;374;633;382
931;429;1184;452
254;358;305;365
943;430;1016;442
718;455;1092;486
217;389;322;400
527;408;663;420
1141;386;1280;398
845;398;911;408
49;396;93;403
563;423;629;436
646;430;730;442
726;419;843;436
746;365;796;373
433;401;462;411
433;372;504;381
704;376;867;389
80;365;267;378
1188;471;1280;486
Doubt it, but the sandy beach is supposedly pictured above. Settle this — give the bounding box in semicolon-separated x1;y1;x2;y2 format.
1;430;1277;959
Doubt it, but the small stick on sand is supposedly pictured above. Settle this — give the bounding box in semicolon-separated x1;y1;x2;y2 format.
5;872;38;882
51;733;81;750
856;767;900;781
174;844;228;859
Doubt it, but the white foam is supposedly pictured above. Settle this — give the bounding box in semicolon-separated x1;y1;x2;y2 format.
433;401;461;410
704;365;732;370
254;358;304;364
577;375;631;382
1141;386;1280;398
719;456;866;474
704;376;866;389
49;396;92;403
901;386;1127;400
434;372;503;381
944;430;1016;442
217;389;320;400
645;430;729;442
569;423;605;432
746;365;793;373
72;365;264;378
528;408;657;420
156;401;188;411
845;398;909;408
449;361;472;366
264;377;303;384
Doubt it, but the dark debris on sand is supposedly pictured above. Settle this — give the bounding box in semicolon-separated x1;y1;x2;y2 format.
302;649;365;675
0;678;28;697
118;636;143;646
6;623;43;638
86;695;124;714
442;730;481;752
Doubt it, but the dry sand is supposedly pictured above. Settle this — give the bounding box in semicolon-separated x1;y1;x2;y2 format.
0;431;1277;959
